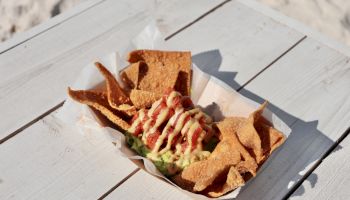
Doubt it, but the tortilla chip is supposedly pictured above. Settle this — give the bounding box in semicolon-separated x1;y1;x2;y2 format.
177;124;253;193
130;89;162;109
68;87;130;131
179;144;240;192
224;102;285;164
172;174;195;192
115;104;137;117
236;120;264;164
95;62;130;108
206;166;244;197
127;50;191;96
217;119;258;176
256;120;286;157
176;114;271;195
218;117;245;140
235;102;267;164
120;61;147;89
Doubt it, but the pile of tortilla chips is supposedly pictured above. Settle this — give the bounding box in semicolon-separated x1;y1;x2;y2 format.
173;101;285;197
68;49;285;198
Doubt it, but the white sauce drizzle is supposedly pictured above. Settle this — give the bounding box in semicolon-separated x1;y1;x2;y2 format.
128;91;214;170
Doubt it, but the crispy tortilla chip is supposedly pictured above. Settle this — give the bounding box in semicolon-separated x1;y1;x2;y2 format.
127;50;191;96
172;174;195;192
235;102;267;164
179;144;240;192
218;117;245;140
115;104;137;117
206;166;244;197
225;102;285;164
217;118;258;176
120;61;146;89
95;62;130;108
177;123;254;193
130;89;162;109
256;120;286;157
236;120;264;163
68;87;130;131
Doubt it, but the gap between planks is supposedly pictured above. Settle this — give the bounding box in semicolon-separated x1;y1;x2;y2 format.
0;101;64;145
0;0;107;55
164;0;231;41
282;126;350;200
237;36;307;92
98;168;140;200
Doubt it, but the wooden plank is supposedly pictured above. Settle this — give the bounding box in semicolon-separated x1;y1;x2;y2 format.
105;170;191;200
235;38;350;200
166;0;304;90
0;0;104;54
0;113;138;200
0;0;225;141
239;0;350;58
290;131;350;200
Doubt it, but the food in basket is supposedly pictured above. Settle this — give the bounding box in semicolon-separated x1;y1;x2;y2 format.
68;50;285;197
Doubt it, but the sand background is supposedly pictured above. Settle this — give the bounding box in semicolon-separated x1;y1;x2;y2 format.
1;0;350;46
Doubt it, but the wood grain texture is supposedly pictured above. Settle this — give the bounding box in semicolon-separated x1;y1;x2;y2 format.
236;38;350;200
291;133;350;200
0;113;138;200
0;0;104;54
0;0;224;141
166;0;304;90
105;170;192;200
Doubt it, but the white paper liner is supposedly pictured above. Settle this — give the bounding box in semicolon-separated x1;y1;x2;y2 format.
57;22;291;200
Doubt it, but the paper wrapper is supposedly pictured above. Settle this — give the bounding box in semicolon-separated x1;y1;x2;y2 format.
57;22;291;199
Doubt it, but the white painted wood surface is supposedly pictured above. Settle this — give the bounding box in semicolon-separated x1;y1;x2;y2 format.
0;113;138;200
167;1;303;89
237;38;350;200
0;1;306;198
0;0;224;141
291;133;350;200
105;170;191;200
0;0;350;199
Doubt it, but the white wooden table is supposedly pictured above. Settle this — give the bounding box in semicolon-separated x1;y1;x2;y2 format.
1;0;350;199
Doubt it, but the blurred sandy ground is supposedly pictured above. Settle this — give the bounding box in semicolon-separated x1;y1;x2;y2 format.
258;0;350;46
1;0;350;46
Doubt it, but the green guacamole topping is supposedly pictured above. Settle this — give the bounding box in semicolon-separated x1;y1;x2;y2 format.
125;132;217;177
126;132;180;176
125;132;150;157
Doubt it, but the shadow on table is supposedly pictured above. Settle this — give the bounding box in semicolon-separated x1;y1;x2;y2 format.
192;50;343;199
